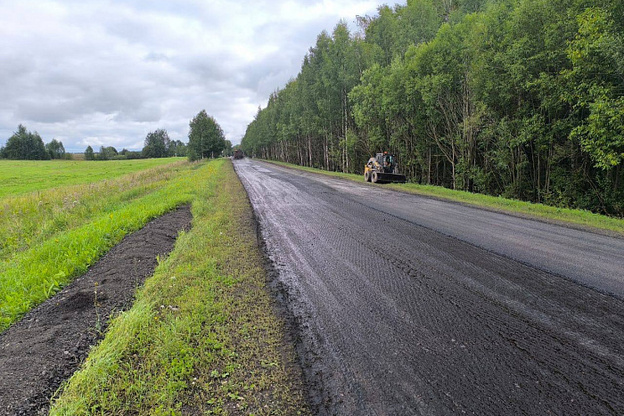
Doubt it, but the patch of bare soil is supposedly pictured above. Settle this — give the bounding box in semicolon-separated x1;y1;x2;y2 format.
0;206;192;416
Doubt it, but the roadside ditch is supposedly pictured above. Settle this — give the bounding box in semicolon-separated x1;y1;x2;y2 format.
0;206;192;415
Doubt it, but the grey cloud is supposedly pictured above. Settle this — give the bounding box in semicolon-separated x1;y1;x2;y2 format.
181;56;231;82
113;103;163;123
15;98;80;124
144;52;171;62
0;0;382;150
0;53;35;83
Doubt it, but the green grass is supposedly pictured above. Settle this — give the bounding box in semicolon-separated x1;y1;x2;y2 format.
0;160;187;263
0;158;184;198
0;160;196;331
265;160;624;235
50;159;310;415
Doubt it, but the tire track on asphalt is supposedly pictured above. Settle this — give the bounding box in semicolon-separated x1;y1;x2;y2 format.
235;159;624;415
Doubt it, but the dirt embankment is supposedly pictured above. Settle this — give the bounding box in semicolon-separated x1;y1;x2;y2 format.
0;206;192;416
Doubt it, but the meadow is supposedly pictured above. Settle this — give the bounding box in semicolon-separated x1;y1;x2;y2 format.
0;158;308;414
0;158;193;330
0;158;184;198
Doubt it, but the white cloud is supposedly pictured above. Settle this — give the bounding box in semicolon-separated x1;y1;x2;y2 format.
0;0;380;151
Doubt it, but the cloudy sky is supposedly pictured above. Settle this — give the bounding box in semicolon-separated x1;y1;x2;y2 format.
0;0;381;152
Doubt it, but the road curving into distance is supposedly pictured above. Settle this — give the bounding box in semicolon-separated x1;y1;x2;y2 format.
234;158;624;416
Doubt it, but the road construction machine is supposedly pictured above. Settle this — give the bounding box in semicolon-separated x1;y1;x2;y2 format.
364;152;407;183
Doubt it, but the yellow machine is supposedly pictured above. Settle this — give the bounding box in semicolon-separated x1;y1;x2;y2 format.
364;152;407;183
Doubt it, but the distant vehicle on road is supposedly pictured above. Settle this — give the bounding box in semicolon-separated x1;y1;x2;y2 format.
364;152;406;183
233;149;244;160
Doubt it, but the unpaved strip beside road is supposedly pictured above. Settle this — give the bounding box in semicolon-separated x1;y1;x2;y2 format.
0;207;191;416
235;159;624;415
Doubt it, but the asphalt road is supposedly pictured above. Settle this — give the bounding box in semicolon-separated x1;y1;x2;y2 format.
234;159;624;415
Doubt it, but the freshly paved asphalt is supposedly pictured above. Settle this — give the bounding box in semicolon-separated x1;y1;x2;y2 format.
234;158;624;416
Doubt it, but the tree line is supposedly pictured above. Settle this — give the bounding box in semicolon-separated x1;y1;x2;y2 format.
83;109;231;161
86;110;231;161
0;125;70;160
83;130;189;161
241;0;624;216
1;110;229;162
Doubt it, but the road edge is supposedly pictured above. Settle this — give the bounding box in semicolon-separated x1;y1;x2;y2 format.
232;159;332;414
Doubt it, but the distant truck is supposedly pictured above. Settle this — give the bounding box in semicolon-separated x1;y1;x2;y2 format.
233;149;244;160
364;152;407;183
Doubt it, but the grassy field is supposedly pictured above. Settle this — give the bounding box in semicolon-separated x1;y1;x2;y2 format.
266;160;624;236
0;158;184;198
0;159;195;331
50;159;309;415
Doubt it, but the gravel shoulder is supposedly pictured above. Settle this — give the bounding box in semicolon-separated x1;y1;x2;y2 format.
0;206;192;416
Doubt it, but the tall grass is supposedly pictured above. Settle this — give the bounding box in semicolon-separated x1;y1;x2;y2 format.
0;161;187;262
0;160;198;332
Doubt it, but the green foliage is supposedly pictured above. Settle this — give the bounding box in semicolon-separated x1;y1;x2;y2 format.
167;140;188;157
142;129;170;158
223;139;233;157
84;146;95;160
45;139;66;159
573;95;624;169
243;22;369;172
564;7;624;170
97;146;118;161
117;148;145;159
187;110;226;161
2;125;49;160
241;0;624;216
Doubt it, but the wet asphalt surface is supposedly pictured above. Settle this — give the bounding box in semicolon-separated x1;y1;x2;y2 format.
234;159;624;416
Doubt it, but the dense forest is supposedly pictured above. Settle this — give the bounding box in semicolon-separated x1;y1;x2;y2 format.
241;0;624;216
